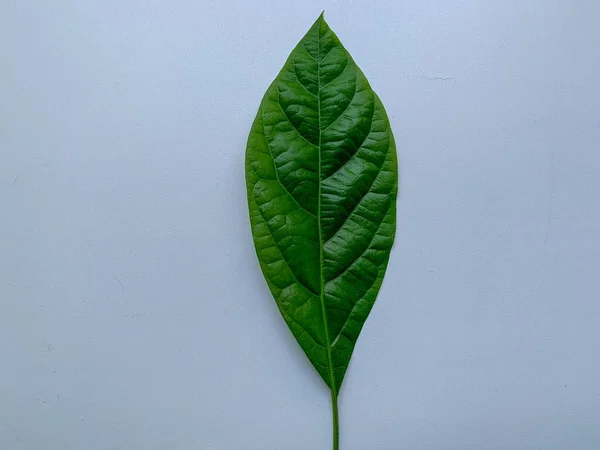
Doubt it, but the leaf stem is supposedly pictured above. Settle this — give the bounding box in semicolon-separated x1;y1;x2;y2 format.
331;389;339;450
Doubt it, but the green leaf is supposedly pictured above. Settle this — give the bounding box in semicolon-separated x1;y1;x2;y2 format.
245;13;397;448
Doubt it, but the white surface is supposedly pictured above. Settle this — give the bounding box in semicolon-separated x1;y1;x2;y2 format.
2;1;600;449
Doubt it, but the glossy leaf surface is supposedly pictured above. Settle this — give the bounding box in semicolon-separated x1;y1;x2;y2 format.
246;14;397;394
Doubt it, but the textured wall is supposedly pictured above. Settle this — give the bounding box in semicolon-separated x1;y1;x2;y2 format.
2;1;600;448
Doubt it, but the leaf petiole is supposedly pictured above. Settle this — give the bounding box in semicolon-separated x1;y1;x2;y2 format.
331;389;339;450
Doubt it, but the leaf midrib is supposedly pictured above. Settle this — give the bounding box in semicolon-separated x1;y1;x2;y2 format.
314;21;338;394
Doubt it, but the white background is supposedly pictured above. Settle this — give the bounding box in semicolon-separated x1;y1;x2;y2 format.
2;1;600;449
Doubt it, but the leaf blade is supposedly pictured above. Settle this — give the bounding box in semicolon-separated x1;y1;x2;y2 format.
246;14;397;393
